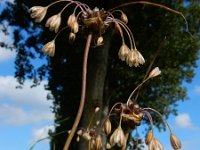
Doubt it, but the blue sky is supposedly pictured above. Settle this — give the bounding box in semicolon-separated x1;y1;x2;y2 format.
0;1;200;150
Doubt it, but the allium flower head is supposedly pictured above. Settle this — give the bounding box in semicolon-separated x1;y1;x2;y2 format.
42;40;55;57
149;67;161;78
30;6;47;22
109;127;125;147
45;14;61;33
118;44;130;61
170;133;181;150
126;49;145;67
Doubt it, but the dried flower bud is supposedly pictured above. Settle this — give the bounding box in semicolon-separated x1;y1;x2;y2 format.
67;14;76;28
42;40;55;57
121;13;128;24
95;107;100;113
149;137;163;150
149;67;161;78
77;129;83;136
145;130;153;145
109;127;125;147
94;135;103;150
69;32;76;43
126;49;145;67
30;6;47;22
76;136;80;142
103;119;112;135
45;13;61;33
106;143;111;149
71;21;79;33
96;36;104;46
82;132;91;141
170;133;181;150
118;44;130;61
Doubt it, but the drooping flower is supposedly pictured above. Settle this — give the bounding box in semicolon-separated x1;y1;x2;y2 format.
145;130;153;145
94;135;103;150
170;133;181;150
149;137;163;150
67;14;76;28
118;44;130;61
103;118;112;135
30;6;47;22
45;14;61;33
121;13;128;24
109;127;125;147
126;49;145;67
149;67;161;78
42;40;55;57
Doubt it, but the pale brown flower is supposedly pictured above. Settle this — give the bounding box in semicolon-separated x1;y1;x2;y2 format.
170;133;181;150
103;118;112;135
30;6;47;22
145;130;153;145
42;40;55;57
121;13;128;24
45;14;61;33
149;67;161;78
126;49;145;67
118;44;130;61
71;21;79;33
149;137;163;150
109;127;125;147
67;14;76;28
69;32;76;43
94;135;103;150
96;36;104;46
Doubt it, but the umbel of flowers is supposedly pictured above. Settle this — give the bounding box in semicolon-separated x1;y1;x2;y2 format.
29;0;182;149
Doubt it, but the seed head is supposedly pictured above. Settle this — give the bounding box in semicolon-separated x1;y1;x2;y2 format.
170;133;181;150
118;44;130;61
94;135;103;150
109;127;125;147
121;13;128;24
149;67;161;78
45;13;61;33
126;49;145;67
42;40;55;57
103;118;112;135
145;130;153;145
30;6;47;22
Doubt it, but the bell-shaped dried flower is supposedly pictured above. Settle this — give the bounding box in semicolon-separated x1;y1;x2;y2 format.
96;36;104;46
145;130;153;145
109;127;125;147
149;137;163;150
82;132;92;141
69;32;76;43
45;13;61;33
149;67;161;78
121;13;128;24
103;118;112;135
118;44;130;61
30;6;47;22
126;49;145;67
42;40;55;57
67;14;76;28
170;133;181;150
94;135;103;150
71;21;79;33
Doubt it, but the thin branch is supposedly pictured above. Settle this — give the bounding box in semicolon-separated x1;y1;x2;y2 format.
63;33;93;150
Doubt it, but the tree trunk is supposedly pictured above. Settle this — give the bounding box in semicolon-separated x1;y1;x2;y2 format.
79;33;112;150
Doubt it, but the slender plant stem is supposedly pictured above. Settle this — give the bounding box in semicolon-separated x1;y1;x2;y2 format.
63;33;93;150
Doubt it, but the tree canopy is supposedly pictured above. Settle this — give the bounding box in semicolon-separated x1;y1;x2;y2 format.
0;0;200;149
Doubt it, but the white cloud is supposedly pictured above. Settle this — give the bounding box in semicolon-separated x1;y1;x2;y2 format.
194;86;200;94
0;76;54;126
0;49;16;62
175;113;193;128
32;125;55;142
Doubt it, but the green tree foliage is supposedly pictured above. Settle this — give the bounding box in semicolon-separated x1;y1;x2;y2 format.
0;0;200;149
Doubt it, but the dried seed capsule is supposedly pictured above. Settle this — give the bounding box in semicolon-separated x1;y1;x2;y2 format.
45;13;61;33
30;6;47;23
118;44;130;61
170;133;181;150
42;40;55;57
67;14;76;28
121;13;128;24
109;127;125;147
